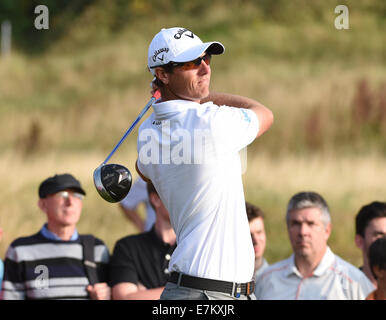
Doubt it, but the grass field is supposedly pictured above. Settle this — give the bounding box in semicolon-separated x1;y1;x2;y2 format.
1;149;385;266
0;1;385;267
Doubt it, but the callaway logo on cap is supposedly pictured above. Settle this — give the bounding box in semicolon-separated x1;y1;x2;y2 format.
148;27;225;75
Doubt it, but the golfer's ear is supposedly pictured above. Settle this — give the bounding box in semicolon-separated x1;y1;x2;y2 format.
154;68;169;86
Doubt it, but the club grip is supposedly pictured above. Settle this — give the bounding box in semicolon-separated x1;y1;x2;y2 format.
152;90;161;100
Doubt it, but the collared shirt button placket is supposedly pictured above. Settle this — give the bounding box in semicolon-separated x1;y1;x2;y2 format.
297;280;304;299
296;275;313;300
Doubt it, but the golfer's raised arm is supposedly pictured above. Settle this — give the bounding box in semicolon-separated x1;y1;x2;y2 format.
201;92;274;138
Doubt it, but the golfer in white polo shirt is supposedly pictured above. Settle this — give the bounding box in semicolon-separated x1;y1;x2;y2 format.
136;27;273;300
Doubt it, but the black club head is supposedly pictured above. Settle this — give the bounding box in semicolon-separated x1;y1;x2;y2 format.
93;164;132;203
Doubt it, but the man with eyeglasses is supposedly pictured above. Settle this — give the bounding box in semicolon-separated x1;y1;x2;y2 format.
1;173;111;300
136;27;274;300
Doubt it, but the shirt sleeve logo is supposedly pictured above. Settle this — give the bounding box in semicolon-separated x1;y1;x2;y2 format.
241;110;251;123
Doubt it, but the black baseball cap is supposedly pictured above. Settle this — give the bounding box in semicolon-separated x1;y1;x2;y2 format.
39;174;86;199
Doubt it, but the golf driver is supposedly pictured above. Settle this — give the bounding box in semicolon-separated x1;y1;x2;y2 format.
93;90;161;202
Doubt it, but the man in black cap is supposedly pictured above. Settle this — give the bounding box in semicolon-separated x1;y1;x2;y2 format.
1;173;111;300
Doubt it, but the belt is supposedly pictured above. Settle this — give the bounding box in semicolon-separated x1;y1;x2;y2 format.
169;272;255;298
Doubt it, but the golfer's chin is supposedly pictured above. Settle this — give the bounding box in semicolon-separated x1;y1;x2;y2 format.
192;81;210;100
194;88;210;102
185;91;210;103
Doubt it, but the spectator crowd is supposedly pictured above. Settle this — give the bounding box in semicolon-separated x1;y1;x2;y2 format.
0;173;384;300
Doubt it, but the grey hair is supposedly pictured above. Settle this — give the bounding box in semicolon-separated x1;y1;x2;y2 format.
286;191;331;227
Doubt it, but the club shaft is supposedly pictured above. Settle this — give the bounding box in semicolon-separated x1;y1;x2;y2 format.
102;95;157;165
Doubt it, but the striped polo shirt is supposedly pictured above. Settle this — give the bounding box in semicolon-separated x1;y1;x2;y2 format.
1;228;110;300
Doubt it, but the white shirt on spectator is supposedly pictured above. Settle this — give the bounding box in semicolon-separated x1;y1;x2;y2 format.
255;247;375;300
120;177;156;231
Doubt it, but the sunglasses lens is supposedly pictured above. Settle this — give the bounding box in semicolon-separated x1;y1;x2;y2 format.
179;54;211;70
181;61;196;70
204;54;211;64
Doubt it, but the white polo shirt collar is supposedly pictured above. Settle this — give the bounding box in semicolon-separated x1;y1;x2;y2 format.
152;99;203;118
284;247;335;278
